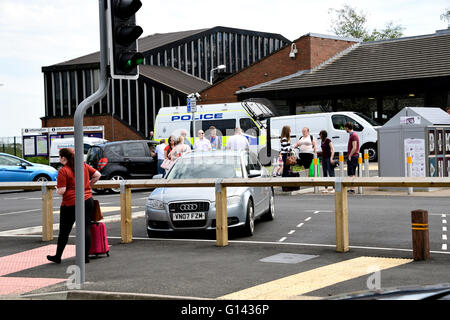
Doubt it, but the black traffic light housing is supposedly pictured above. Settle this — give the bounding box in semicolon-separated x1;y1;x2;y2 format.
107;0;144;79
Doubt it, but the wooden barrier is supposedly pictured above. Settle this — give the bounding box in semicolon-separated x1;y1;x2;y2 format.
1;177;449;253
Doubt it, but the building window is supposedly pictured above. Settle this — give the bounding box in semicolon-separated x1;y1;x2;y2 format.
264;38;268;56
230;33;235;73
187;41;192;74
236;34;241;70
199;39;205;80
243;35;248;68
54;72;61;117
130;80;137;128
193;40;199;77
173;46;179;69
180;45;185;71
218;32;223;66
223;32;228;72
205;36;211;78
70;71;76;115
211;33;217;69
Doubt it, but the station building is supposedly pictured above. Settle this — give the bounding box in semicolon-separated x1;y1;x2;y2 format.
41;26;289;141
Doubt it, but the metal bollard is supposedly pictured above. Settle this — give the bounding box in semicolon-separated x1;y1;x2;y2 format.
411;210;430;261
407;152;413;195
364;150;370;178
358;153;363;194
313;154;318;194
339;152;345;177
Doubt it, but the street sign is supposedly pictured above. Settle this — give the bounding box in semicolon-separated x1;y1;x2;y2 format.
187;97;197;113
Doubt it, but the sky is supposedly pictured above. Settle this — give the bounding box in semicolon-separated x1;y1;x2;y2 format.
0;0;449;137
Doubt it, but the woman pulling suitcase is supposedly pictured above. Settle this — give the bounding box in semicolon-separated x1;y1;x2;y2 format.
47;148;101;264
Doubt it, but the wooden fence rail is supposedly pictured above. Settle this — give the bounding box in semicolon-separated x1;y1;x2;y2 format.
1;177;449;253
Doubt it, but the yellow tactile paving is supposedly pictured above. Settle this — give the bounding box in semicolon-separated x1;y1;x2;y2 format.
218;256;412;300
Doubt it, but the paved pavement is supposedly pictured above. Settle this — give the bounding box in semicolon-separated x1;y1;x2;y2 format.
0;183;449;300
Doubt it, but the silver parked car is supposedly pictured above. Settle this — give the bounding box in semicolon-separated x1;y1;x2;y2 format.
145;150;275;237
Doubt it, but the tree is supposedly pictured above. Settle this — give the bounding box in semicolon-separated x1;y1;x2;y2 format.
441;8;450;28
329;4;404;42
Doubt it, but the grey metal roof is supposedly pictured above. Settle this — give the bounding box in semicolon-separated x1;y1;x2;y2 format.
54;28;208;67
139;65;210;94
237;30;450;94
382;107;450;128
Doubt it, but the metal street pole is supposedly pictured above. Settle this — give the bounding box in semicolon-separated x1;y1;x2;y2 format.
73;0;110;284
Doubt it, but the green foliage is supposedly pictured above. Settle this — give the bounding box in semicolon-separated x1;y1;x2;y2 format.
441;8;450;27
329;4;404;42
26;157;49;165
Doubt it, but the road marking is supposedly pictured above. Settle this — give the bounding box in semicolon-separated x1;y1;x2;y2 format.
442;244;448;251
0;211;146;236
443;227;447;232
0;209;41;216
313;211;320;214
443;220;447;224
443;235;448;241
297;223;304;228
217;256;412;300
305;217;311;222
278;237;287;242
443;214;447;218
288;230;295;235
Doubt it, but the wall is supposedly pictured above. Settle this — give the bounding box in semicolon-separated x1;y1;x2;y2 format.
41;115;144;142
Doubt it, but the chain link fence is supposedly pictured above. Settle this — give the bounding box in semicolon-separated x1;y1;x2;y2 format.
0;136;22;157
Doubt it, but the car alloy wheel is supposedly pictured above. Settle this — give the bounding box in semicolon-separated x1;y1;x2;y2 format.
109;174;125;193
34;175;50;183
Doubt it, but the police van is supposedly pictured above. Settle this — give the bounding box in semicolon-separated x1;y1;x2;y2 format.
154;101;275;158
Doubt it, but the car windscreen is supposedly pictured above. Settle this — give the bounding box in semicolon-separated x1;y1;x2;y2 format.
166;156;243;179
86;146;102;164
356;112;380;126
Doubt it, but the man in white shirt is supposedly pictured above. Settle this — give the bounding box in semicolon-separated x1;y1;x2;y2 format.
226;128;250;151
194;130;212;151
155;140;167;174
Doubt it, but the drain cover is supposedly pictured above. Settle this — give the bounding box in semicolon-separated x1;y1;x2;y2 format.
260;253;318;264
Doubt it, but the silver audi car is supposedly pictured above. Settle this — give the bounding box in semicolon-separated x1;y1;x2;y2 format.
145;150;275;237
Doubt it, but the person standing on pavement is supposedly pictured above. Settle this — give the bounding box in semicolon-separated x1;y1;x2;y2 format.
47;148;101;264
194;130;212;151
293;127;317;176
169;136;191;160
180;129;192;150
280;125;292;178
164;136;176;160
155;139;167;175
319;130;336;193
208;126;221;150
345;122;360;193
226;128;250;151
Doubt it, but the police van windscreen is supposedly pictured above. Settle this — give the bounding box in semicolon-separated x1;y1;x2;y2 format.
192;119;236;137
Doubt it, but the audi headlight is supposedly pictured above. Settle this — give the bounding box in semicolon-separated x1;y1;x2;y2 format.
227;196;241;206
147;199;164;210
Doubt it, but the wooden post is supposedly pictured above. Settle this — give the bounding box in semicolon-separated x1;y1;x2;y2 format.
411;210;430;261
334;179;349;252
215;180;228;247
41;184;54;242
120;181;133;244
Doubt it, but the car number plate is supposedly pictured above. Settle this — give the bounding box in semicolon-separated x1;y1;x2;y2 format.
172;212;206;221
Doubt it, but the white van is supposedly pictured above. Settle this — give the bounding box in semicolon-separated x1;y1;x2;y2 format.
266;112;380;161
49;137;107;169
154;101;275;153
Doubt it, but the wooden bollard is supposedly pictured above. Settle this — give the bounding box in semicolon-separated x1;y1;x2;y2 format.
411;210;430;261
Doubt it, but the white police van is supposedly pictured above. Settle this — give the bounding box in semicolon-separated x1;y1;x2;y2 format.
154;101;275;159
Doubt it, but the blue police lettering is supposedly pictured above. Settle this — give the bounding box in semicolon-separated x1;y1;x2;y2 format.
181;115;191;120
171;113;223;121
171;116;181;121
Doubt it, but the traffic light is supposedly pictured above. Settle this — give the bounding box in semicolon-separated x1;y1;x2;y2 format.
107;0;144;79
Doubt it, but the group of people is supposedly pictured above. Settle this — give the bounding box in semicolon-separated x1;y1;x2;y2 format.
154;127;250;174
275;121;360;193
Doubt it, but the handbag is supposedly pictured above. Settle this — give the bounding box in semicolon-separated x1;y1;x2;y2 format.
161;158;174;170
285;152;297;166
92;199;104;222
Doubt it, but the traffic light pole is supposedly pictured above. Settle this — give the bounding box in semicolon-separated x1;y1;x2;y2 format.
73;0;110;284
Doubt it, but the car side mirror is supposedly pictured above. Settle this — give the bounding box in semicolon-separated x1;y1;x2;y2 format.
20;162;28;169
152;174;163;179
248;170;262;178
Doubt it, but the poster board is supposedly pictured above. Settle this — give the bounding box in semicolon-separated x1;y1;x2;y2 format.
404;138;426;177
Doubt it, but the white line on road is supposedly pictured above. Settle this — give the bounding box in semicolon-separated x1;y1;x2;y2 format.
313;211;319;214
442;244;448;251
443;214;447;218
443;227;447;232
443;220;447;224
443;235;448;241
278;237;287;242
305;217;312;222
297;223;304;228
288;230;295;235
0;209;41;216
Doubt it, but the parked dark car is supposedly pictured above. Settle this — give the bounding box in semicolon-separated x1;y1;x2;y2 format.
86;140;158;193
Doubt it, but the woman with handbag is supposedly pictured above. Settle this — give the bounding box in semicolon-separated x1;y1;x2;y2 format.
293;127;317;176
280;125;293;178
47;148;101;264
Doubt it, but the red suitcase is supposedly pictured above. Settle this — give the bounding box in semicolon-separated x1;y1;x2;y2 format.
89;222;110;257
